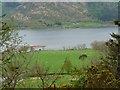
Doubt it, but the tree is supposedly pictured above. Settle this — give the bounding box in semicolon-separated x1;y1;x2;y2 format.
62;57;72;73
32;63;62;89
106;33;120;80
0;16;31;89
86;2;118;21
0;21;22;64
2;57;31;88
32;65;49;89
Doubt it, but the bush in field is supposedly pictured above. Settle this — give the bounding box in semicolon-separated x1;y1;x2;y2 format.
62;57;72;73
91;40;108;53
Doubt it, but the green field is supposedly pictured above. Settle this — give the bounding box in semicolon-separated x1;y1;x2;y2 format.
16;49;102;73
15;49;103;88
17;75;73;88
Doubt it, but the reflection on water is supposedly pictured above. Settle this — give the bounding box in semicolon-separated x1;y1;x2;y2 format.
18;27;118;50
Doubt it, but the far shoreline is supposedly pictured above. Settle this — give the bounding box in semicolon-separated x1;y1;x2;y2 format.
12;21;116;30
16;25;118;31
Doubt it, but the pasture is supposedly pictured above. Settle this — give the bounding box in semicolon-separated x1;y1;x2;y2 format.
15;49;103;73
14;49;104;88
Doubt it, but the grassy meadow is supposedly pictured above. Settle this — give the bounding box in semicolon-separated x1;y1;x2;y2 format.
18;49;102;73
15;48;104;88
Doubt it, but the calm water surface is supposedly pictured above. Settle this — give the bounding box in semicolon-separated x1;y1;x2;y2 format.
18;27;118;50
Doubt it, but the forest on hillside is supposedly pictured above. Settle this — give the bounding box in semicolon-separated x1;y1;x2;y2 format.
2;2;118;29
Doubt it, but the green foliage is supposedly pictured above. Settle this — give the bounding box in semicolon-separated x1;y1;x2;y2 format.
70;73;87;88
0;20;22;64
2;58;30;88
106;33;120;62
84;62;119;88
106;33;120;79
87;2;118;21
0;17;32;89
84;33;120;88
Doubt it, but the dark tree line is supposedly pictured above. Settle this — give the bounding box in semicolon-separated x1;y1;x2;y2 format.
86;2;118;21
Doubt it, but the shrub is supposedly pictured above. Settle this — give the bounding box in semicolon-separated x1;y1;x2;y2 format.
84;62;119;88
62;57;72;73
70;74;87;88
91;40;108;53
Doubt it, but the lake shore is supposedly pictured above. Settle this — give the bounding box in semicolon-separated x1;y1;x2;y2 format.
16;22;115;30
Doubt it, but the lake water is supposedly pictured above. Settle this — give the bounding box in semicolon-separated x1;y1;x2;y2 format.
18;27;118;50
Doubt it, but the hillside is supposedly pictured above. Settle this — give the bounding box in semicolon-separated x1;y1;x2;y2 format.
2;2;118;29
